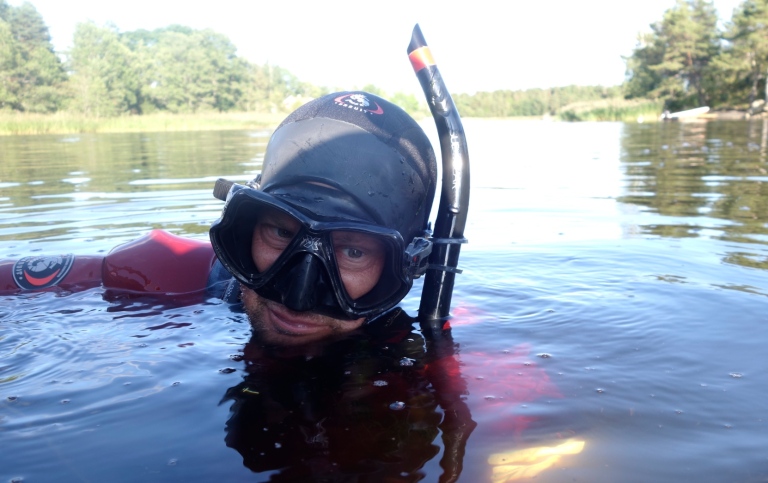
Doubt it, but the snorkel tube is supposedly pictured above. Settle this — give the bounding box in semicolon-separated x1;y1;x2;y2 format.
408;25;470;328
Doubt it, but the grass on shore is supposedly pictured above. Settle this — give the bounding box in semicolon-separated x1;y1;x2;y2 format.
557;98;665;122
0;111;286;136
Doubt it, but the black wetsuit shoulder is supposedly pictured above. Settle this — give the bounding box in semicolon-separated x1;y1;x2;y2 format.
206;259;241;304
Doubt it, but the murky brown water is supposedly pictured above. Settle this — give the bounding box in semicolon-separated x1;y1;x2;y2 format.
2;119;767;482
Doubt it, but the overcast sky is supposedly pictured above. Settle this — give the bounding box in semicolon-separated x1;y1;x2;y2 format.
10;0;745;95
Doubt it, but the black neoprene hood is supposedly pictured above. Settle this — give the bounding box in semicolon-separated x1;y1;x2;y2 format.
259;92;438;242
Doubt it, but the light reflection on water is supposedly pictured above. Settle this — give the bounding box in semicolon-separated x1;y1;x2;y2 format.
2;120;768;482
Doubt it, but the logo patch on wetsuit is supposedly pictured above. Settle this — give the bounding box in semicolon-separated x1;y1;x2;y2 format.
333;93;384;115
13;254;75;290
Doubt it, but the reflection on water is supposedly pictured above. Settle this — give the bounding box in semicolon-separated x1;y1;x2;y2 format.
0;130;270;246
620;119;768;270
2;121;768;482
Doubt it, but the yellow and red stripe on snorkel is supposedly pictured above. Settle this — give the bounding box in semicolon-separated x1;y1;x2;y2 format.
408;46;435;73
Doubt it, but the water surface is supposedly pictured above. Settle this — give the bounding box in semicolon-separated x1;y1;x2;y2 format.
2;119;767;482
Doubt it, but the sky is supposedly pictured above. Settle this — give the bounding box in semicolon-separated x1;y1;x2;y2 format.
10;0;745;95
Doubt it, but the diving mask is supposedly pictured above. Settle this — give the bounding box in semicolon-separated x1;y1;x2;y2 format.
210;184;432;320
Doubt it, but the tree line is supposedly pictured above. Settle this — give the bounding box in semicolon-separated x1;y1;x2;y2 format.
625;0;768;112
0;1;633;120
4;0;766;120
0;0;339;116
453;85;624;118
456;0;768;118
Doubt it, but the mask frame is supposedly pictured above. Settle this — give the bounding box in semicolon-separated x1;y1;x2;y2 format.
210;183;432;319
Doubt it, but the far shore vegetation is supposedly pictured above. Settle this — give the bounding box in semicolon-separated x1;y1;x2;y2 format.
1;0;768;135
0;111;286;135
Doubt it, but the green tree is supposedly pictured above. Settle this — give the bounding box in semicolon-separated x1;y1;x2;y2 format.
67;22;141;116
0;0;66;112
624;0;720;109
237;62;320;113
390;92;425;117
624;32;665;99
141;27;246;113
0;17;21;110
720;0;768;110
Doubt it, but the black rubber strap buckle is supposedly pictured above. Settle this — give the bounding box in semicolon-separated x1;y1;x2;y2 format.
427;264;463;274
431;237;468;245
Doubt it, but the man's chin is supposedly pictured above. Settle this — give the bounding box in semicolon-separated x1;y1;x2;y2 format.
240;286;364;347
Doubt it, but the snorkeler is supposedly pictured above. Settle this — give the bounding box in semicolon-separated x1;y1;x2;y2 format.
206;90;437;345
0;90;437;344
2;27;455;342
0;26;584;482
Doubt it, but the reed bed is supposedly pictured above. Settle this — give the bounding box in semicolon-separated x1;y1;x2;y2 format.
557;99;664;122
0;111;286;135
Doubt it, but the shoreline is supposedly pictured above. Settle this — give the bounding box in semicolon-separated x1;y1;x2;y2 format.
0;112;286;136
1;110;764;136
705;110;766;120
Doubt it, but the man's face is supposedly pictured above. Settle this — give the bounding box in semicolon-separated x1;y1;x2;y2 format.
241;207;386;345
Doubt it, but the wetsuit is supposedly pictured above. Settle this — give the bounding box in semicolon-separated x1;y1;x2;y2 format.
0;230;235;302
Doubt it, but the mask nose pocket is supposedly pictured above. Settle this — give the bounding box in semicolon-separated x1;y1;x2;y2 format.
273;253;332;312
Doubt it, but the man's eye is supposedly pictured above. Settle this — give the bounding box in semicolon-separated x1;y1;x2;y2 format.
275;227;293;239
343;247;364;259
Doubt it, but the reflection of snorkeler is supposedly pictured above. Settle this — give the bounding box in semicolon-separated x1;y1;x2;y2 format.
221;308;475;483
222;307;584;483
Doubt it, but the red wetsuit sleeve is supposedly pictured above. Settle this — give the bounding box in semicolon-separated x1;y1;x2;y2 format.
0;256;104;294
1;230;218;296
103;229;217;295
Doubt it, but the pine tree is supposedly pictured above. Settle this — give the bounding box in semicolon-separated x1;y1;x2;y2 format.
624;0;720;109
721;0;768;110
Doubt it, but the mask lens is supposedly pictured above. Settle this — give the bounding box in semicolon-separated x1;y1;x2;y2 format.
330;231;387;301
251;206;302;274
211;187;412;317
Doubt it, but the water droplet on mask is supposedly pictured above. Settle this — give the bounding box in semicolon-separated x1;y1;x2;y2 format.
373;380;388;387
389;401;405;410
399;358;415;367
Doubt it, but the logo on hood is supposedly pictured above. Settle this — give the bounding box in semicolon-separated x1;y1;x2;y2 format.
13;254;75;290
334;93;384;115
